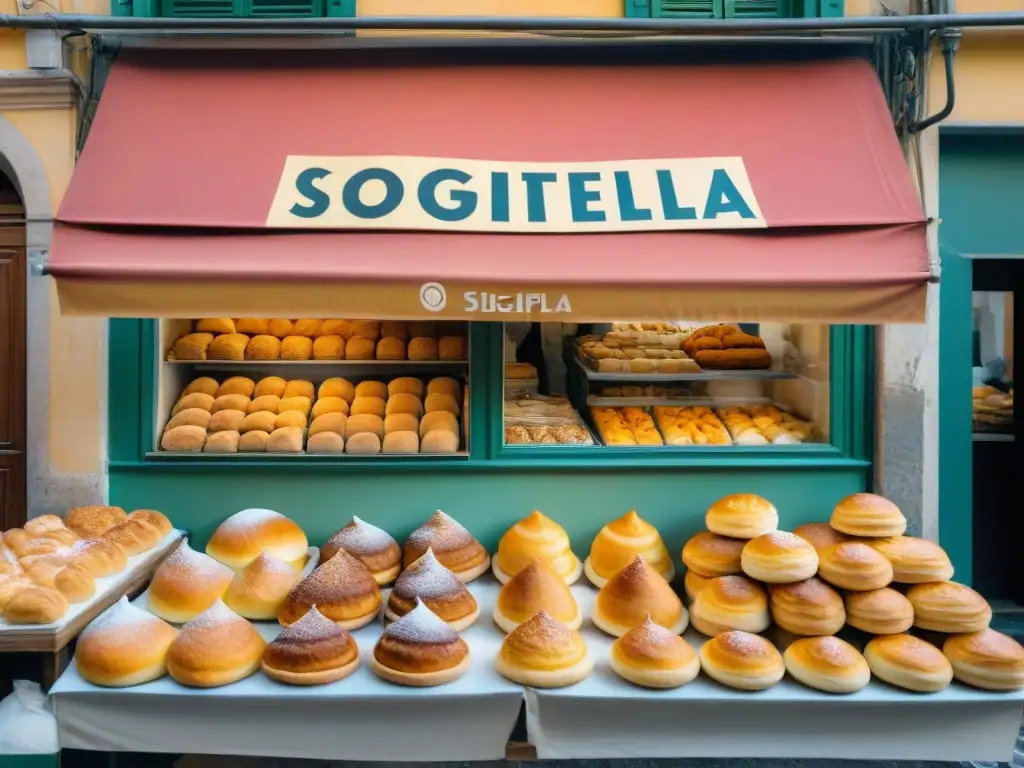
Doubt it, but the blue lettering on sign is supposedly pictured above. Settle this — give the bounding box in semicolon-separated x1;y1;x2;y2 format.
490;172;510;223
614;171;653;222
342;168;404;220
703;168;756;219
656;170;698;221
418;168;477;222
521;172;557;223
567;171;606;223
289;167;332;219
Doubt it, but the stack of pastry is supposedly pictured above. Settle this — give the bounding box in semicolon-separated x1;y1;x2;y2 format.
386;549;479;631
584;509;674;587
590;407;663;446
503;394;592;445
715;405;813;446
681;324;772;370
576;326;699;375
492;511;580;585
322;516;401;585
652;406;731;446
205;508;308;571
278;547;380;630
972;385;1013;433
403;510;490;583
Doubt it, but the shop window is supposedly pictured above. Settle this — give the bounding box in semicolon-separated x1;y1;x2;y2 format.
971;292;1014;439
502;322;831;449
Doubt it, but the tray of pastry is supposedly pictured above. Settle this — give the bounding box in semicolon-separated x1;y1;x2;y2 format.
504;395;595;446
572;355;795;383
716;404;817;446
589;406;665;446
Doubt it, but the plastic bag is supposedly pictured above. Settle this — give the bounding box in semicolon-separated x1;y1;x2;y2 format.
0;681;58;754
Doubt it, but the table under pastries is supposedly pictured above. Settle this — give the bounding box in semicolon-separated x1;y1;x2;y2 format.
50;579;1024;762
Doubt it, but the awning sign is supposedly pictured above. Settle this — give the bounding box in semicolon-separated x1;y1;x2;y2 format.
267;155;765;233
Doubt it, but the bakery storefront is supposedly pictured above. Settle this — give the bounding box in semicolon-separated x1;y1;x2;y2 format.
39;44;1024;764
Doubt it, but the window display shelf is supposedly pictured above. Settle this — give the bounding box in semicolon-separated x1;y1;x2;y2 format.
166;360;467;371
586;396;773;408
573;356;798;383
973;432;1015;442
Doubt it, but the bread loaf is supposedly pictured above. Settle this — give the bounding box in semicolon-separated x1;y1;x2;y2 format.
268;319;295;338
309;413;347;437
313;335;344;360
385;414;419;435
247;395;281;414
183;377;219;397
165;408;212;432
345;337;375;360
319;378;355;403
196;318;236;335
293;319;323;337
238;430;270;452
171;333;214;361
245;335;281;360
212;394;250;414
346;432;382;454
208;334;250;361
208;410;245;433
283;380;314;400
346;414;384;441
311;397;349;420
376;337;407;360
281;336;313;361
382;431;419;454
235;318;270;335
408;337;439;361
275;411;308;429
216;377;256;398
240;411;277;434
172;393;214;415
307;432;345;454
267;427;304;454
254;376;287;399
421;430;459;453
161;426;207;452
386;393;424;418
203;431;240;453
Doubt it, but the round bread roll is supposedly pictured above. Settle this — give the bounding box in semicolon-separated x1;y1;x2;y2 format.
196;318;235;335
830;493;907;538
438;336;466;361
817;541;893;591
681;531;744;578
65;505;127;540
349;320;381;342
346;414;384;441
241;411;276;434
281;336;313;361
690;575;769;636
408;322;436;338
211;394;250;414
311;397;349;420
254;376;287;398
235;318;270;336
355;381;388;400
161;425;207;453
172;393;214;416
208;409;245;433
237;430;270;452
425;393;459;416
71;538;128;578
278;396;311;417
223;553;301;620
54;562;96;603
183;377;219;397
907;581;992;633
103;518;162;556
164;408;212;432
383;431;419;454
319;377;355;404
207;334;249;361
307;431;345;454
769;577;845;636
4;586;68;624
864;634;952;692
378;321;407;340
408;337;439;361
345;337;375;360
384;414;419;435
866;536;954;583
24;561;64;589
23;515;66;537
346;432;382;455
684;570;710;604
274;411;308;430
699;630;785;691
166;601;266;688
844;587;914;635
376;336;407;361
351;396;386;419
268;319;295;338
261;605;360;686
319;319;351;338
610;616;700;689
203;431;240;453
741;531;819;584
388;377;425;399
385;393;424;418
419;411;458;439
283;380;314;400
427;377;461;399
293;319;323;337
943;629;1024;691
76;597;178;687
784;636;871;694
206;509;309;571
171;333;213;361
267;427;304;454
216;377;255;398
247;395;281;414
309;413;347;438
705;494;778;539
421;430;459;454
792;522;849;552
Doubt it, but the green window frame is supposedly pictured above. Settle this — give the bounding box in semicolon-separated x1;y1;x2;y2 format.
111;0;353;17
626;0;842;18
109;319;874;473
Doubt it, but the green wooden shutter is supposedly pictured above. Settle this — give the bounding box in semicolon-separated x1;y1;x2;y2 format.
161;0;337;15
724;0;791;16
248;0;325;16
161;0;243;15
653;0;723;17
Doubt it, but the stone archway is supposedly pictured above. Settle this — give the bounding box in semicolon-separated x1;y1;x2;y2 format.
0;115;52;251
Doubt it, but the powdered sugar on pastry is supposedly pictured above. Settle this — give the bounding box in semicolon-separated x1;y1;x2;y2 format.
275;605;346;643
383;599;459;644
392;549;463;600
405;511;474;551
87;596;164;634
331;516;395;554
157;541;233;587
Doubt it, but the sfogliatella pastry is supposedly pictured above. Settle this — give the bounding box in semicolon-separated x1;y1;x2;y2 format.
166;601;266;688
496;610;593;688
386;549;478;631
691;575;769;636
863;634;952;692
261;605;360;686
322;516;401;585
769;577;845;636
403;510;490;583
741;531;819;584
593;555;687;637
493;510;581;585
223;553;301;621
866;536;954;583
705;494;778;539
784;636;871;694
943;629;1024;691
65;505;127;540
278;548;381;630
817;541;893;591
75;597;178;687
844;587;914;635
829;493;907;538
700;630;785;691
584;509;674;588
369;598;470;687
681;531;744;578
206;508;309;570
610;615;700;689
147;542;235;624
684;570;710;604
493;559;581;633
907;581;992;633
792;522;849;553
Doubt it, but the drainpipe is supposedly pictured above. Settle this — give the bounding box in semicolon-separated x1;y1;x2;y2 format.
909;0;961;133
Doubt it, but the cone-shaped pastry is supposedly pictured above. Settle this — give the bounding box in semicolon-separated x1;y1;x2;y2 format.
76;597;178;687
147;542;234;624
496;610;594;688
278;548;381;630
403;510;490;583
369;598;470;687
585;509;674;588
593;555;688;637
166;601;265;688
206;508;309;570
222;553;301;621
943;629;1024;691
386;549;479;631
322;516;401;585
493;510;582;585
610;615;700;689
261;605;360;686
493;559;582;634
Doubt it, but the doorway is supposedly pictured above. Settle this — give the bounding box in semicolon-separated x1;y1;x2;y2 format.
0;169;26;530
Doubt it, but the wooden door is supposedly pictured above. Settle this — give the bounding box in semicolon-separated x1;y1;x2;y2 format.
0;223;26;530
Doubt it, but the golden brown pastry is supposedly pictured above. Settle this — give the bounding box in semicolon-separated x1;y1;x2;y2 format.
277;396;311;416
495;610;593;688
53;563;96;603
699;630;785;690
594;555;687;637
0;575;28;610
408;337;439;361
208;334;250;361
741;531;819;584
211;394;250;414
160;425;207;453
817;541;893;591
369;599;470;687
208;410;245;433
164;408;212;432
206;508;309;570
844;587;914;635
322;516;400;585
196;318;235;335
610;615;700;689
172;393;214;415
421;430;458;453
385;393;424;418
348;320;381;341
907;581;992;633
283;380;314;400
203;431;240;453
319;377;355;403
493;510;580;585
278;548;381;629
244;334;282;360
221;551;299;623
346;414;384;441
148;541;235;624
293;319;323;337
684;570;710;604
345;337;375;360
493;559;581;633
166;601;266;688
690;575;769;636
705;494;778;539
70;538;128;578
234;318;270;336
427;377;461;399
309;413;347;438
768;577;845;636
307;432;345;454
355;381;388;399
129;510;172;539
65;505;127;540
385;414;419;435
237;430;269;452
241;412;277;434
273;411;307;430
388;377;425;399
311;397;349;421
863;634;952;692
103;518;162;557
22;515;67;538
830;493;907;538
4;586;68;624
943;629;1024;691
386;548;479;631
351;396;386;419
681;531;744;578
585;509;674;588
182;377;219;397
403;510;490;583
76;597;178;687
318;319;351;338
248;395;282;415
216;377;256;398
171;333;214;361
268;319;295;338
280;336;314;361
425;393;460;416
792;522;849;552
419;411;459;438
261;605;360;686
438;336;466;361
784;636;871;694
866;536;954;583
376;336;407;360
346;432;381;454
383;431;420;454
